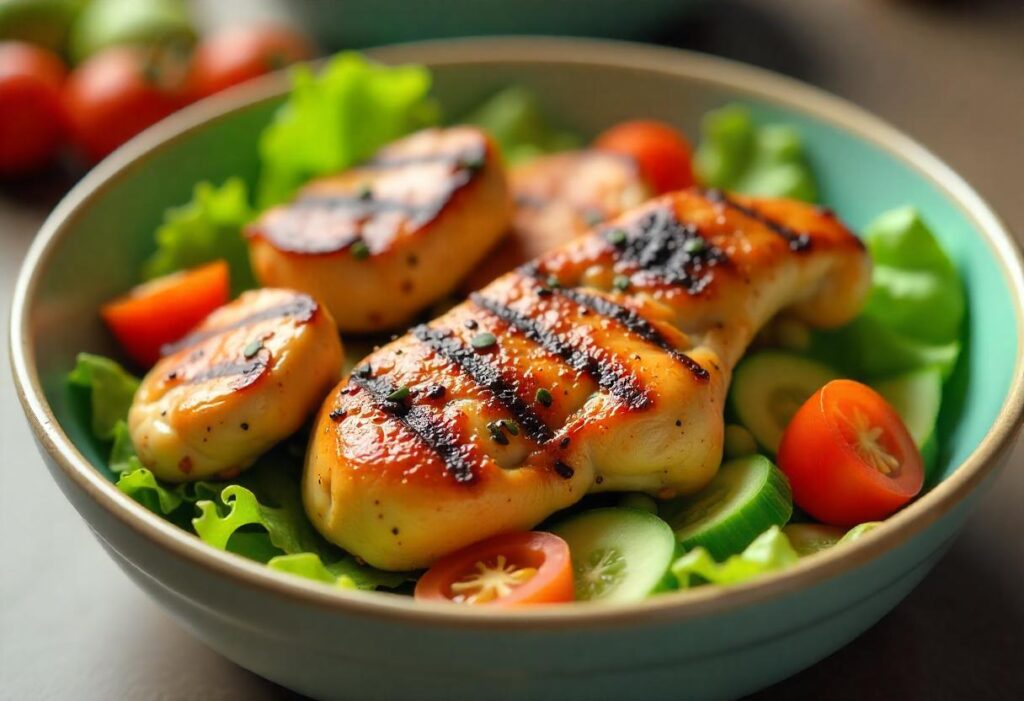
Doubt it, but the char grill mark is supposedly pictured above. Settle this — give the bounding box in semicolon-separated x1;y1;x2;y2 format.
704;189;812;252
412;325;555;443
162;294;318;357
350;373;477;484
255;140;486;256
605;206;727;294
550;286;710;383
176;352;270;389
469;293;650;410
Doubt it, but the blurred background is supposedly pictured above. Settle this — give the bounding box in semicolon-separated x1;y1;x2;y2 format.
1;0;1021;699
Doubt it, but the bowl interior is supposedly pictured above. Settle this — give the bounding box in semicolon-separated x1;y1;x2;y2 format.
26;47;1019;537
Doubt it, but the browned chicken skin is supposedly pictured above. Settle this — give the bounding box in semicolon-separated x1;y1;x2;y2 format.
247;126;511;333
304;189;871;570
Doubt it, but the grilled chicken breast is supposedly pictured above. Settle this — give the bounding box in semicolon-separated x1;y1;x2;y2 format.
305;189;871;570
247;126;511;333
461;149;649;291
130;288;343;482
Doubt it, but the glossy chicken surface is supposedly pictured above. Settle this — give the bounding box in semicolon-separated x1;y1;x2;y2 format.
305;189;871;570
247;126;511;333
461;149;649;291
130;288;343;482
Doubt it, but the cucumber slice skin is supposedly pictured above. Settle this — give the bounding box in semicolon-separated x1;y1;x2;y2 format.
660;455;793;561
730;351;839;454
549;508;676;603
783;523;846;557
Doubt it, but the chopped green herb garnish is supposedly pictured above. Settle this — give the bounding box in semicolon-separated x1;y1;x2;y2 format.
546;275;561;289
684;237;707;254
613;275;631;291
351;240;370;260
500;419;520;436
471;332;497;350
356;183;373;200
243;339;263;358
486;420;510;445
535;388;553;407
386;385;410;402
607;229;628;247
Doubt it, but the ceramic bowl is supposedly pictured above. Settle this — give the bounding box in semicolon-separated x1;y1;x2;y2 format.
10;38;1024;701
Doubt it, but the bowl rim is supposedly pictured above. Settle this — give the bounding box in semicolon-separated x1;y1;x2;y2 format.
10;36;1024;630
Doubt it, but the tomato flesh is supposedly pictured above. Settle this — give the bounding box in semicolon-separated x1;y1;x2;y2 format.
594;120;695;194
101;260;230;368
778;379;924;525
415;531;574;606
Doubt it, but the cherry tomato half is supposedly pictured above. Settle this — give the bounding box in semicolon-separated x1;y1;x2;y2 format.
187;24;314;100
0;41;67;176
778;379;924;526
415;531;574;606
64;46;188;162
594;120;695;195
101;260;230;368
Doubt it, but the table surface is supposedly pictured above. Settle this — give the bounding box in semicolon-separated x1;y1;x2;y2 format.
2;0;1022;698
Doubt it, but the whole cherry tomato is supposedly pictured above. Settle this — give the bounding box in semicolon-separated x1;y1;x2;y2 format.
594;120;696;194
0;41;67;176
187;24;314;100
64;45;188;162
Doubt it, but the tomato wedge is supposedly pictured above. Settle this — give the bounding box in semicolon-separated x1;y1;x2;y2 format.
101;261;230;368
415;531;574;606
778;379;924;525
594;120;695;194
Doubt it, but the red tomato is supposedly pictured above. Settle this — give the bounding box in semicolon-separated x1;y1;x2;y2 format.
101;261;230;368
594;120;695;194
778;379;924;526
187;24;314;100
0;42;67;176
415;532;574;606
64;46;188;162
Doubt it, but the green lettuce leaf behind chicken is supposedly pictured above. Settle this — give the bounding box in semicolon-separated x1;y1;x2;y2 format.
812;206;964;379
140;177;256;295
257;52;440;208
694;104;819;202
462;85;582;165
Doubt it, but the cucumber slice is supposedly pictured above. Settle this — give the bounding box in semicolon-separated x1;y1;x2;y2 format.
874;367;942;475
783;523;846;557
550;508;675;603
659;455;792;560
730;351;839;453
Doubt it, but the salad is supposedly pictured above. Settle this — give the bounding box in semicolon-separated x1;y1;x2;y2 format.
67;52;965;606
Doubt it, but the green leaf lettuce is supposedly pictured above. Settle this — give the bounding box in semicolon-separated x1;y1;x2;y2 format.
694;104;818;202
671;526;799;588
257;52;440;207
141;177;256;295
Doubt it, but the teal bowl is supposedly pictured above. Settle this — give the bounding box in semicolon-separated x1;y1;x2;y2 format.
10;38;1024;700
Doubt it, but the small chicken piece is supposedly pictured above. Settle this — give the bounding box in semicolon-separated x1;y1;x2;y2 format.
304;189;871;570
461;150;649;291
130;288;343;482
247;126;511;333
